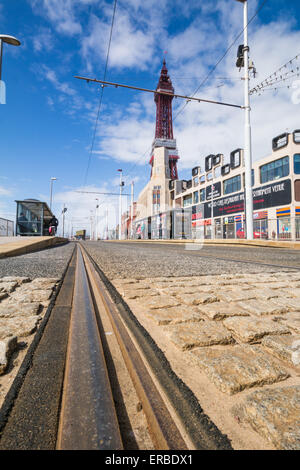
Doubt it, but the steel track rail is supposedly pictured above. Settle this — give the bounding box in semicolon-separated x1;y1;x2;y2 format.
56;245;123;450
79;244;189;450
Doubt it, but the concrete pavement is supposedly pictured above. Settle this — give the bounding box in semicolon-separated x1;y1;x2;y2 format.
0;236;68;259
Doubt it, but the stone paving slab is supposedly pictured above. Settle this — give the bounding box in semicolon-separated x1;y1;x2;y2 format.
138;295;181;310
236;299;288;316
233;386;300;450
223;317;291;343
168;321;235;350
217;290;257;303
197;301;250;320
0;337;17;374
144;305;204;325
176;292;218;305
120;288;159;299
261;335;300;367
7;289;53;303
0;316;41;339
190;345;290;395
275;312;300;333
0;303;41;318
0;277;30;285
272;297;300;311
0;282;18;294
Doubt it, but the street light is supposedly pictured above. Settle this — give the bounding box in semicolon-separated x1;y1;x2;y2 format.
95;198;99;241
49;177;57;211
235;0;254;240
117;169;124;240
0;34;21;81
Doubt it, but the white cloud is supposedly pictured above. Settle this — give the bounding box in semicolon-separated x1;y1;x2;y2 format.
33;27;54;52
81;12;156;71
29;0;82;36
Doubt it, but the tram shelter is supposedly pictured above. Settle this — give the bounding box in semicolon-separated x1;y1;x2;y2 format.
15;199;54;236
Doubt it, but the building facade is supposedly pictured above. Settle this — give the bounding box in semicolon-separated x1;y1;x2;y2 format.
130;62;300;241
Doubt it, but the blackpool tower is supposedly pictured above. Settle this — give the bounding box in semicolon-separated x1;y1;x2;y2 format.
149;59;179;180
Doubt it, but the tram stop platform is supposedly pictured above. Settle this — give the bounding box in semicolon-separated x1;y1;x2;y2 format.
0;236;68;259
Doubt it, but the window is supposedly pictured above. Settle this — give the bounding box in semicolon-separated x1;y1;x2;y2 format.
152;186;161;213
193;176;199;186
200;189;206;202
214;166;221;179
200;175;205;184
193;191;199;204
183;194;192;207
260;156;289;184
207;172;213;181
294;154;300;174
223;175;241;195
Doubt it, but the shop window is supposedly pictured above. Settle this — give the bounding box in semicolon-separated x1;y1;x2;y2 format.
260;156;289;184
183;194;192;207
223;175;241;195
294;154;300;174
200;189;206;202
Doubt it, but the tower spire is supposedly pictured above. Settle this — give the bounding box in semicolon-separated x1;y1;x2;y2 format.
149;59;179;180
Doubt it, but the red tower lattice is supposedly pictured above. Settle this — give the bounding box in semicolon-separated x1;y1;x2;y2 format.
150;59;179;180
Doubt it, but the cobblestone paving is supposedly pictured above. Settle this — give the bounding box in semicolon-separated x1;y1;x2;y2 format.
0;276;59;404
112;271;300;450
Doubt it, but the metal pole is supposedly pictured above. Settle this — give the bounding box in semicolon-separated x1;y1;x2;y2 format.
130;181;134;239
50;179;53;211
106;207;108;240
211;183;214;240
62;204;65;238
243;0;254;240
119;171;123;240
0;39;3;82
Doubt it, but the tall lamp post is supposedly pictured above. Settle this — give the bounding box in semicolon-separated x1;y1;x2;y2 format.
49;177;57;211
95;198;99;241
117;169;124;240
235;0;254;240
0;34;21;81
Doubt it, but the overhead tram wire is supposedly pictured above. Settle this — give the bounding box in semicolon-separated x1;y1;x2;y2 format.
82;0;118;188
78;0;270;199
172;0;269;122
250;53;300;95
106;0;270;186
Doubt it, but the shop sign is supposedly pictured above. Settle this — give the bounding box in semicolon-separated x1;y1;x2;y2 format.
199;179;291;218
206;182;221;200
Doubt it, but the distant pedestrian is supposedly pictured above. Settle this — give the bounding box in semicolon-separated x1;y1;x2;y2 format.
49;215;59;236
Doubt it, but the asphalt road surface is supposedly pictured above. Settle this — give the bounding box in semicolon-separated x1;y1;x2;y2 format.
0;243;75;278
82;241;300;279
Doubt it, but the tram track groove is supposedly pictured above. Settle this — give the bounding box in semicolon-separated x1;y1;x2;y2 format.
80;245;189;450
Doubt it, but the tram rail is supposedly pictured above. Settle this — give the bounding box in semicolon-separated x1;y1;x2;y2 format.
57;243;189;450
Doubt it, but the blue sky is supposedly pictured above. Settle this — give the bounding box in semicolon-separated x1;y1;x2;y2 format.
1;0;300;236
